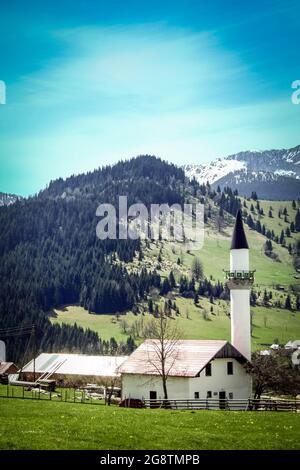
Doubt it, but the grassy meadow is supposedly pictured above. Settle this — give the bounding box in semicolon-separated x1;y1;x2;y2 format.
0;398;299;450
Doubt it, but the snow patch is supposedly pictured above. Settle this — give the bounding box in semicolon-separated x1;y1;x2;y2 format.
184;159;246;184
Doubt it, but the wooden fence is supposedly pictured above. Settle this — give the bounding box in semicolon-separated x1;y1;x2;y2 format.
1;386;299;411
142;398;300;412
0;385;106;405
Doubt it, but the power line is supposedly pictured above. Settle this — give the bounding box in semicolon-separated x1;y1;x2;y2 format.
0;324;35;337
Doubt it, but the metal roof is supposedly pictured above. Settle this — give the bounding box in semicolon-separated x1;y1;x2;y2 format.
118;340;245;377
22;353;128;377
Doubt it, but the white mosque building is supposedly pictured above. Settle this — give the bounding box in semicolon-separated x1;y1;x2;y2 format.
119;210;254;402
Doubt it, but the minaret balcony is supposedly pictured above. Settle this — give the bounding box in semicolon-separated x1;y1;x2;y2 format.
224;270;255;289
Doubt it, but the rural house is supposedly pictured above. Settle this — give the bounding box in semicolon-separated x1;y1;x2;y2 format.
119;339;251;401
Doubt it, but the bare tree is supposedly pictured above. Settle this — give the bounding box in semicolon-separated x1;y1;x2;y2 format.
143;307;181;400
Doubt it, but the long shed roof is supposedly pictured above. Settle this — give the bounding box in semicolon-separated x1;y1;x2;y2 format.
118;340;247;377
22;353;128;377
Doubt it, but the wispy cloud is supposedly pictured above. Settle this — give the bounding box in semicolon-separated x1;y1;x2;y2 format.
1;22;299;195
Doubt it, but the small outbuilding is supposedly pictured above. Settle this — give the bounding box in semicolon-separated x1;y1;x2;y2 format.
0;362;19;384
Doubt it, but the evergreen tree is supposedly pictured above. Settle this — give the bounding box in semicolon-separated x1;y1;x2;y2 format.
247;214;254;229
285;295;292;310
191;257;204;281
255;220;262;233
295;209;300;232
160;278;171;296
168;271;176;288
148;298;154;314
296;295;300;311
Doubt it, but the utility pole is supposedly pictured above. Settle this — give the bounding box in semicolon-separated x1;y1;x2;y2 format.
32;325;36;383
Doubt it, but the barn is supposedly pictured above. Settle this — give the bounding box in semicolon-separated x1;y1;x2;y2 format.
0;361;19;384
21;353;128;386
118;339;251;401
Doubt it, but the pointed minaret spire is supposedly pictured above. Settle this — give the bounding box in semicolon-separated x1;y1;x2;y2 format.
225;208;254;361
231;209;249;250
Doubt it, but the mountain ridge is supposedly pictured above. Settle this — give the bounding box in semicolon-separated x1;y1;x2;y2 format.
184;144;300;200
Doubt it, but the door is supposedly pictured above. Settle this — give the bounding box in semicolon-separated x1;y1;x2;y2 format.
219;391;226;409
149;390;157;408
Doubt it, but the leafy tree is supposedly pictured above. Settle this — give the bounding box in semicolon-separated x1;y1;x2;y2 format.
247;352;300;399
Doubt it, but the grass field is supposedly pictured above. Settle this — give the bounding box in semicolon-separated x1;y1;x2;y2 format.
51;303;300;349
0;398;299;450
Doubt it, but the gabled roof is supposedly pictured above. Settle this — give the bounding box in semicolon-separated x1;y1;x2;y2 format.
22;353;128;377
231;209;249;250
118;340;248;377
0;362;16;375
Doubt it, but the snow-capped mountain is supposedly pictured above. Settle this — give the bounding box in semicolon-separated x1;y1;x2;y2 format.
184;144;300;200
0;192;22;206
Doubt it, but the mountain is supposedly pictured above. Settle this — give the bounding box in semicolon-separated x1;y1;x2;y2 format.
183;145;300;200
0;192;22;206
0;156;184;362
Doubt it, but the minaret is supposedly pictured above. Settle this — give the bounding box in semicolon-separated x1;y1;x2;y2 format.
225;210;254;361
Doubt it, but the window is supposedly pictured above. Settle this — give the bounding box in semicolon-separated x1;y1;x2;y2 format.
229;392;233;399
149;391;157;399
194;392;199;399
207;391;212;398
205;363;212;376
227;361;233;375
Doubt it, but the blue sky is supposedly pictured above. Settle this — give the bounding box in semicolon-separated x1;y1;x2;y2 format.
0;0;299;195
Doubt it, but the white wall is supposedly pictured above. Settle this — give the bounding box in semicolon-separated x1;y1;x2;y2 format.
188;358;251;400
231;289;251;361
230;248;249;271
122;358;251;401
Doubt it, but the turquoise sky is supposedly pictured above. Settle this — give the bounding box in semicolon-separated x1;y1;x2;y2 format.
0;0;299;196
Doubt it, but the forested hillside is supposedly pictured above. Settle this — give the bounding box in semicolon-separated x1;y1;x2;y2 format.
0;156;184;362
